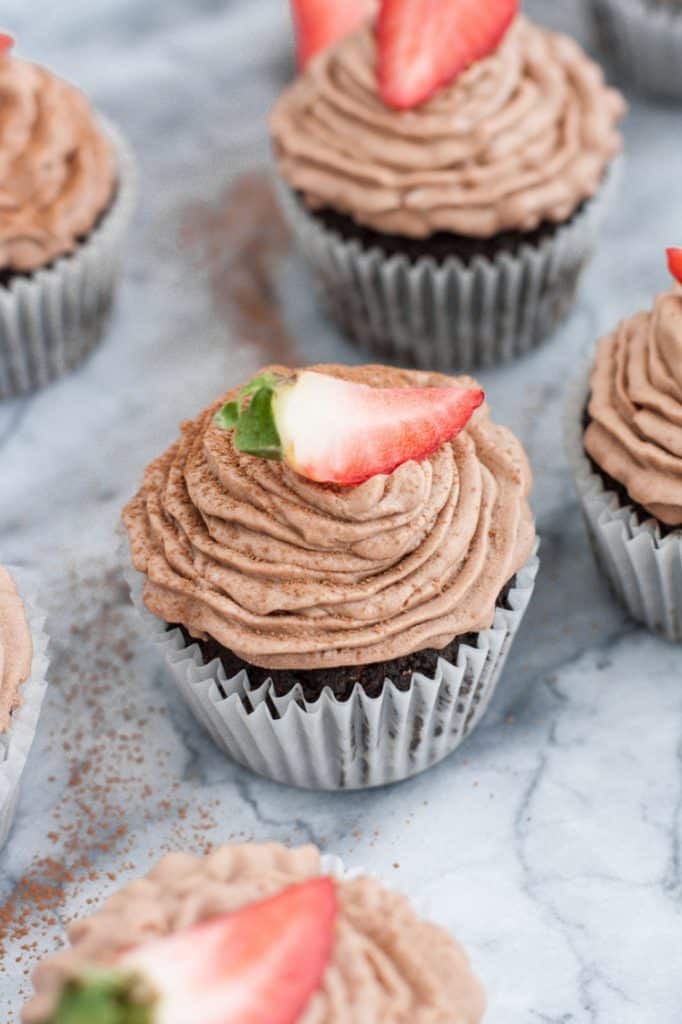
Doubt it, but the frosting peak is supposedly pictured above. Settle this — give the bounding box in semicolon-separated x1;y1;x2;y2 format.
0;54;115;272
123;364;534;670
23;843;486;1024
585;288;682;526
271;17;625;239
0;566;32;733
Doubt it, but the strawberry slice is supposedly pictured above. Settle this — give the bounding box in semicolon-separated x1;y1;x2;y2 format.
215;370;484;486
667;247;682;286
0;32;14;54
290;0;375;68
377;0;518;110
47;878;337;1024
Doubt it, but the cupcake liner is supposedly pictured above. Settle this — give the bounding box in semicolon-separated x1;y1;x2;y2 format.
0;118;137;400
275;163;619;372
0;568;50;848
565;368;682;641
319;853;364;881
122;539;539;791
591;0;682;101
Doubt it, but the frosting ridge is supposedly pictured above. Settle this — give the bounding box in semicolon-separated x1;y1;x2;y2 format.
0;566;32;733
0;52;115;272
123;364;535;670
585;288;682;526
23;843;486;1024
271;17;625;239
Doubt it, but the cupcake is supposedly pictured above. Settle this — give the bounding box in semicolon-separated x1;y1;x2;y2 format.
566;248;682;640
0;33;136;399
122;363;538;789
591;0;682;101
23;842;486;1023
0;566;49;847
270;2;626;370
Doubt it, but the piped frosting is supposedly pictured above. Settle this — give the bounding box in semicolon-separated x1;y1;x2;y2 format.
23;843;486;1024
271;17;625;239
585;287;682;526
0;50;115;272
0;566;32;733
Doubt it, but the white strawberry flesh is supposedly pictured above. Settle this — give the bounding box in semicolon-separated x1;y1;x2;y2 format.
272;370;484;486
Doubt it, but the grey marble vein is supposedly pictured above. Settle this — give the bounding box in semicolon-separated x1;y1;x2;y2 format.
1;0;682;1021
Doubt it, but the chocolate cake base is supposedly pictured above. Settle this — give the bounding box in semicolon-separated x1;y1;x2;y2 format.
308;201;588;266
583;406;679;538
172;576;515;705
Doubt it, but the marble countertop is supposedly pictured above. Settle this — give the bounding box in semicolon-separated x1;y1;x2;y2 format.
2;1;682;1020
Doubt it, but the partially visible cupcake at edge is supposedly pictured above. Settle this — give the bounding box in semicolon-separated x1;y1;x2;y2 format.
23;842;486;1024
271;0;626;370
0;31;136;399
0;565;49;847
591;0;682;101
122;363;538;789
566;248;682;640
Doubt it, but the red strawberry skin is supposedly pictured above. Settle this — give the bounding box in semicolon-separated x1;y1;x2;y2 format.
377;0;519;109
121;877;337;1024
0;33;14;54
291;0;375;68
667;247;682;286
274;371;485;486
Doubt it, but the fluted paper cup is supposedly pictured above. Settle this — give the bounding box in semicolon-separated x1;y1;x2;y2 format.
0;568;50;848
565;368;682;641
591;0;682;101
0;118;137;399
123;542;539;791
276;163;618;372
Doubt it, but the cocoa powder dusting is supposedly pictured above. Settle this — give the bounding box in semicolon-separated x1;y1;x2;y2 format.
182;170;302;366
0;563;227;1018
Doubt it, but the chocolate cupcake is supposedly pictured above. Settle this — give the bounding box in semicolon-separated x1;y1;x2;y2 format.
23;842;486;1024
0;34;136;398
566;249;682;640
122;363;538;789
271;10;625;370
591;0;682;101
0;566;49;847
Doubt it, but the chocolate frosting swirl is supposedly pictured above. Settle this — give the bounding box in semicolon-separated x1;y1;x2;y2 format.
23;843;486;1024
0;52;115;272
271;17;625;240
585;288;682;527
0;566;32;734
123;364;534;670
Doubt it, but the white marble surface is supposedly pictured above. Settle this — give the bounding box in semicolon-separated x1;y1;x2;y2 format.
1;1;682;1020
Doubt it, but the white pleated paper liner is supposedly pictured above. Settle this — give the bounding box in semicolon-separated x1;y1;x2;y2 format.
319;852;363;882
565;368;682;641
0;568;50;848
591;0;682;101
0;118;137;400
123;543;539;791
275;164;618;372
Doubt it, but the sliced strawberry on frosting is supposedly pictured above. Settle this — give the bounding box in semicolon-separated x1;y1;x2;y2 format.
377;0;519;109
290;0;375;68
47;877;337;1024
667;247;682;286
215;369;484;486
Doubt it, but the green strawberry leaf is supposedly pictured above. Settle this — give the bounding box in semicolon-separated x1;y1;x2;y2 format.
49;972;153;1024
239;372;281;399
214;400;240;430
234;385;283;459
213;374;284;461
